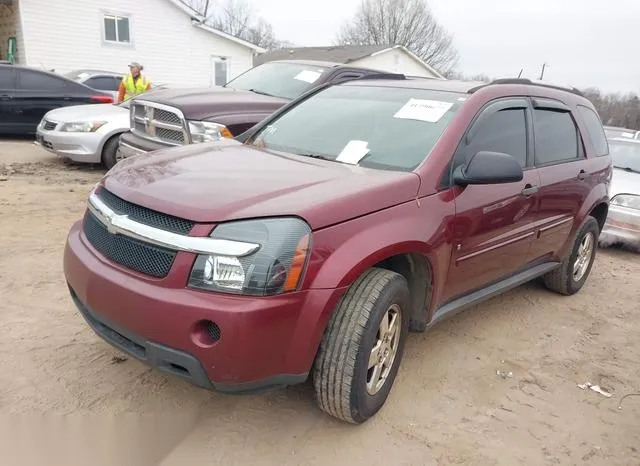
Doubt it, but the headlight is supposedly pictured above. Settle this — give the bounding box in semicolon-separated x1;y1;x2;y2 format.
188;120;233;143
611;194;640;210
60;121;107;132
188;217;311;296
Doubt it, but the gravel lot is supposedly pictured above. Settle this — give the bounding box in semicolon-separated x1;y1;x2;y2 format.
1;139;639;466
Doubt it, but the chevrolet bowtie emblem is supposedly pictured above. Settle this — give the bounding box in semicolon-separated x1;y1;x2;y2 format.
104;212;126;235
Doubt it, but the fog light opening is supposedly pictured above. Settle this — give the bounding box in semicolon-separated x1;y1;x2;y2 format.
191;320;221;347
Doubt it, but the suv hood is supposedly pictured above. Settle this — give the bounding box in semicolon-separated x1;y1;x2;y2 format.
134;87;288;121
102;140;420;229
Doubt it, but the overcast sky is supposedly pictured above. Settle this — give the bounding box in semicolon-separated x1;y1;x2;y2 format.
255;0;639;94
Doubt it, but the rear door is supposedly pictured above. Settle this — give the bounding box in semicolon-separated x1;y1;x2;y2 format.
14;69;99;133
442;98;540;301
527;99;590;261
0;66;17;133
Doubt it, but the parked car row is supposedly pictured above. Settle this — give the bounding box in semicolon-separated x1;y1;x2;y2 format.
62;75;616;424
603;125;640;140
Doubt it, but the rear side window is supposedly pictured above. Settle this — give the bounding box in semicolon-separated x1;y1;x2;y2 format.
577;105;609;156
18;70;68;91
533;109;579;165
85;76;120;91
0;68;16;89
466;108;528;167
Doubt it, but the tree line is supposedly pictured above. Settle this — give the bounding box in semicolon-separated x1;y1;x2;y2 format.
182;0;636;129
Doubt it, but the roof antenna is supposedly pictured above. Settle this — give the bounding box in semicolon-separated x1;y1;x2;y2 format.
517;68;523;78
538;63;547;80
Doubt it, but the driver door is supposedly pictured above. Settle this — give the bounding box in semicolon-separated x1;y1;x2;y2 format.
442;98;541;301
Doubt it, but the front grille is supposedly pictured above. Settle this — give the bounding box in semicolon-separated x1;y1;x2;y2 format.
42;120;57;131
98;188;195;235
131;101;189;145
84;211;176;278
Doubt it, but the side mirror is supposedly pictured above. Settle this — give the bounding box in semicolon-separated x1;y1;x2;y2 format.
453;151;523;186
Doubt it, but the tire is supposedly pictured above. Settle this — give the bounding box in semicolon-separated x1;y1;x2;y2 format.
101;134;122;170
543;216;600;296
313;268;410;424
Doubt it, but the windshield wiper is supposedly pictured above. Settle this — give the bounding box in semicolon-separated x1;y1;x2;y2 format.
248;88;275;97
296;153;334;162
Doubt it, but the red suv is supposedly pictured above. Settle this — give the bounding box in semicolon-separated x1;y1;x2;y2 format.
64;76;612;424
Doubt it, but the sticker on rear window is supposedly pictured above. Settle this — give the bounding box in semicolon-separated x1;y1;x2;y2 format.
336;140;370;165
294;70;322;84
393;99;453;123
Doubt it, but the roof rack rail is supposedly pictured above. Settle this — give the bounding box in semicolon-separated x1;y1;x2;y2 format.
469;78;584;97
355;72;407;81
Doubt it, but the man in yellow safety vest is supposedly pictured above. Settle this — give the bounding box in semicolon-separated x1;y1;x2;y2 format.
117;62;151;103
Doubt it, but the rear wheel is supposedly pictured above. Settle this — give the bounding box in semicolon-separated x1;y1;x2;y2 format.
543;216;599;295
313;268;410;424
101;134;122;169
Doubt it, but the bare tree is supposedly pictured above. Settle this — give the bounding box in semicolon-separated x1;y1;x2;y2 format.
583;88;640;130
179;0;289;50
337;0;459;74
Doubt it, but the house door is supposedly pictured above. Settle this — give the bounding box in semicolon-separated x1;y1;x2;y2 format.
211;56;230;87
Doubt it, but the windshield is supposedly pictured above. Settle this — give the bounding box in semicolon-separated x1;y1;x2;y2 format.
247;84;464;172
224;62;330;100
609;139;640;173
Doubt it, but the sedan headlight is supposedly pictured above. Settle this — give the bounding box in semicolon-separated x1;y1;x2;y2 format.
60;121;107;132
188;120;233;143
188;217;311;296
611;194;640;210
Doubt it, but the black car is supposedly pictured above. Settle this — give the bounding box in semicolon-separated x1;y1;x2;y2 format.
0;64;114;135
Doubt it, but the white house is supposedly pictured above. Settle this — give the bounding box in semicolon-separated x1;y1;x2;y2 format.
0;0;264;87
254;45;445;79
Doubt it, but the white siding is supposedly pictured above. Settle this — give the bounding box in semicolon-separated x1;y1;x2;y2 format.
19;0;255;87
353;49;439;78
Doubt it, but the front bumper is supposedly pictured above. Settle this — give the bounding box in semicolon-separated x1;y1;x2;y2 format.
117;131;173;159
35;128;102;163
600;204;640;247
63;219;346;393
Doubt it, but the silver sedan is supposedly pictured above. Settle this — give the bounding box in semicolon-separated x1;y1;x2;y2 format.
35;100;130;169
600;137;640;250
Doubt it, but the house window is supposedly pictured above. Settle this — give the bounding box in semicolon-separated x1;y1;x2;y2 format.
104;14;131;44
212;56;229;86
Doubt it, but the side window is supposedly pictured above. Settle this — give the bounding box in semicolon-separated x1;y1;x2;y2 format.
533;109;580;165
465;108;528;167
17;70;68;91
0;68;16;89
577;105;609;156
85;76;120;91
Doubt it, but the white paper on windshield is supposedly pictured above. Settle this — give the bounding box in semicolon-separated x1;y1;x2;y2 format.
336;140;370;165
294;70;322;84
622;132;635;138
393;99;453;123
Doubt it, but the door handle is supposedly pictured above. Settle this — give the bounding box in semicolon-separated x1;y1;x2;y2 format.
521;184;539;196
577;169;587;181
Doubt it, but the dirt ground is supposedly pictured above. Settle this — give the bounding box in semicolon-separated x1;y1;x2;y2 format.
1;139;639;466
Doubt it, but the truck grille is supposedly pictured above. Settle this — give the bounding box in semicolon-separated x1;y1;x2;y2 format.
82;188;196;278
130;101;190;145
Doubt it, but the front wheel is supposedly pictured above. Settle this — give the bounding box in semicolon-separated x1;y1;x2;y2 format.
101;134;123;170
543;216;600;295
313;268;410;424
